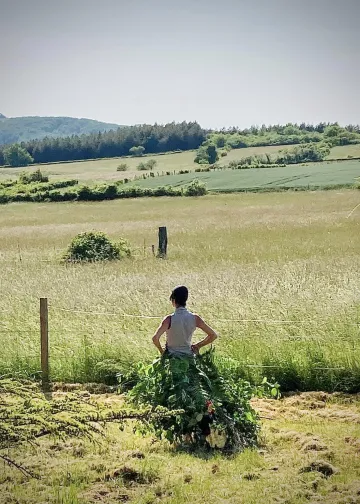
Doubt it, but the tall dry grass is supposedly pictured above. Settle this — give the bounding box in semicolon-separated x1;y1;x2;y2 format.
1;190;359;389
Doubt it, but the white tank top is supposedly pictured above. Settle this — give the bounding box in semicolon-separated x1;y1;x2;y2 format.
166;307;196;355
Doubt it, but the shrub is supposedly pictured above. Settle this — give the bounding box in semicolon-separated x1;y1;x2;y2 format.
194;166;210;173
220;150;228;157
4;144;34;167
116;163;128;171
63;231;131;262
194;143;219;165
146;159;157;170
19;169;48;184
184;179;207;196
48;190;78;202
119;349;259;451
274;143;330;164
137;159;157;171
129;146;145;157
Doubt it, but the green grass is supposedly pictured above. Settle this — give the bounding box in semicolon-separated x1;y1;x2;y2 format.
2;386;360;504
128;160;360;192
0;144;358;185
0;190;360;390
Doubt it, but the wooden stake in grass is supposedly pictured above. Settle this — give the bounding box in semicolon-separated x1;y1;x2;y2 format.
40;298;49;386
158;226;167;259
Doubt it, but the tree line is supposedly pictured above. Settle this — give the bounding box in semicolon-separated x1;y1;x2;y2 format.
0;122;206;166
226;143;330;169
1;121;360;167
195;123;360;164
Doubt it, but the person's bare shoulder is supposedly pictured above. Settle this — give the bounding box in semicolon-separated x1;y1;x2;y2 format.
162;315;171;328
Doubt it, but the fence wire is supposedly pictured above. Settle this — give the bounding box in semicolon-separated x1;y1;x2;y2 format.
1;300;359;375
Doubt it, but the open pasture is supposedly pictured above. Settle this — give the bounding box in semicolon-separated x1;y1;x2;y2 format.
0;190;360;390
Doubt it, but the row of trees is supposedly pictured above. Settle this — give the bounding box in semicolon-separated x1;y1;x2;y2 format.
194;123;360;165
0;122;206;166
213;122;360;136
1;121;360;168
207;124;360;152
227;143;330;168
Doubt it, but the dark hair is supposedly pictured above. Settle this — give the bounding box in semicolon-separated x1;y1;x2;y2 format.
170;285;188;307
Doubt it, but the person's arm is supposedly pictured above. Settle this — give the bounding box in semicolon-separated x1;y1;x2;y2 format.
152;316;170;355
192;315;218;353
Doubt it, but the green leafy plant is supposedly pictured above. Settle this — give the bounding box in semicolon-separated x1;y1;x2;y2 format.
129;145;145;157
118;349;259;452
194;143;219;165
19;168;48;184
116;163;128;171
3;144;34;167
137;159;157;171
63;231;131;262
183;179;207;196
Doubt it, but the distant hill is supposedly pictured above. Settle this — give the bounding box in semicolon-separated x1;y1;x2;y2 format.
0;115;121;145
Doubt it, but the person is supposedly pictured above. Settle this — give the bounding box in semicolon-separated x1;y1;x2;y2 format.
152;285;218;356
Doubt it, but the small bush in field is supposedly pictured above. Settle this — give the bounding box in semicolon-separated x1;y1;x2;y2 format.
19;168;48;184
63;231;131;262
184;179;207;196
137;159;157;171
116;163;128;171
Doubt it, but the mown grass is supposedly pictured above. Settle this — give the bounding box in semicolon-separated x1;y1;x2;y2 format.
0;190;360;390
0;144;357;185
2;387;360;504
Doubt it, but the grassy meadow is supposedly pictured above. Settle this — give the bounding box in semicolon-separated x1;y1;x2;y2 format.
1;190;360;390
2;188;360;504
0;143;358;185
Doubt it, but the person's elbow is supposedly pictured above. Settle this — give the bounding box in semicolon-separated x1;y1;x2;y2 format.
210;331;218;343
152;335;159;345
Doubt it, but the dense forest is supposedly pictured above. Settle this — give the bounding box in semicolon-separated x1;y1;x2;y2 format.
0;121;359;167
0;122;206;165
0;115;120;145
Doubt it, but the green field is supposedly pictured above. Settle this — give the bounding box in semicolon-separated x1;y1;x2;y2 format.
0;144;359;186
129;160;360;192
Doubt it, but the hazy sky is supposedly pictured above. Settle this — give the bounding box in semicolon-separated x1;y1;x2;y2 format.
1;0;359;128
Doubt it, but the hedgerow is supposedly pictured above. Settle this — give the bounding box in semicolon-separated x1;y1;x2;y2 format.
0;177;208;203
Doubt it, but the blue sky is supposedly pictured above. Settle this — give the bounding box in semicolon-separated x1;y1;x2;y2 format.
1;0;359;128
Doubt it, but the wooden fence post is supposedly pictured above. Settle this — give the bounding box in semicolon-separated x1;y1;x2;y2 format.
40;298;49;386
158;226;168;258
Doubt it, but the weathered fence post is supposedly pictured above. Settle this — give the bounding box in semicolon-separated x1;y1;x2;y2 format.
40;298;49;387
158;226;167;258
